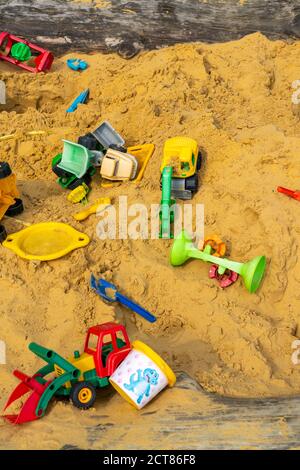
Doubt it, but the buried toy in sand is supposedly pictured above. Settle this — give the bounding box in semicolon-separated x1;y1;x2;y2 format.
170;230;266;294
52;121;155;192
3;322;175;424
0;162;24;243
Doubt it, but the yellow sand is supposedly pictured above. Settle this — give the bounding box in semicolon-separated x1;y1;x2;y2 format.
72;0;112;9
1;32;300;447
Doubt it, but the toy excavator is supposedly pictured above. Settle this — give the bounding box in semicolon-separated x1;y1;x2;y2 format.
3;322;132;424
159;137;201;239
0;162;24;242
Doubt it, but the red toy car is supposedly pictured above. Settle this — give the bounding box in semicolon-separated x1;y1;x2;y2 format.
0;31;54;73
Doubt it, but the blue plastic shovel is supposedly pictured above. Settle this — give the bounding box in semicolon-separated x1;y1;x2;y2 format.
90;275;156;323
66;89;89;113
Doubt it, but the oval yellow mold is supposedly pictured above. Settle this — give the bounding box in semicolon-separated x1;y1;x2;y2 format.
2;222;90;261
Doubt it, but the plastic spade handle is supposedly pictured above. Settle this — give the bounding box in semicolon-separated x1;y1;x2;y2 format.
277;186;300;201
187;246;244;275
90;276;156;323
114;292;156;323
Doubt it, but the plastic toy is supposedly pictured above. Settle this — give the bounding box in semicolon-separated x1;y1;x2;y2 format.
209;264;239;288
0;130;48;142
3;323;175;423
53;123;154;190
101;144;155;187
67;183;89;204
197;235;238;288
66;89;89;113
3;323;132;424
0;162;24;242
110;340;176;409
277;186;300;202
66;58;88;71
159;166;175;239
11;42;31;61
2;222;90;261
52;140;99;190
91;275;157;323
79;120;126;152
160;137;202;200
0;32;54;73
100;148;138;181
170;230;266;293
73;197;111;221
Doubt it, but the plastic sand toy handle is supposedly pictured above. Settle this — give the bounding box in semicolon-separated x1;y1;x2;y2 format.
115;293;156;323
66;89;89;113
277;186;300;201
187;246;245;275
91;276;156;323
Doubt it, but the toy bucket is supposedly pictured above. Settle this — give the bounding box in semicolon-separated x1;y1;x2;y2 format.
110;340;176;409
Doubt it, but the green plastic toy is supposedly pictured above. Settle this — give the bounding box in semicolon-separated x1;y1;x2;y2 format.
170;230;266;293
52;140;100;190
11;43;31;62
159;166;176;239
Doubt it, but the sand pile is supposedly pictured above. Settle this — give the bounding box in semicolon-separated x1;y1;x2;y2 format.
1;32;300;446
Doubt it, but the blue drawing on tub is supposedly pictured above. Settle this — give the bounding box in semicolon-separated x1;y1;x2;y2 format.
124;368;159;404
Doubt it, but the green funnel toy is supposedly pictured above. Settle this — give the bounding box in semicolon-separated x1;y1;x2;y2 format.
170;230;266;293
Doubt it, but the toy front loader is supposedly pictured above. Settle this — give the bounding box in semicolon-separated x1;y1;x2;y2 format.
3;343;80;424
52;140;101;190
3;322;132;424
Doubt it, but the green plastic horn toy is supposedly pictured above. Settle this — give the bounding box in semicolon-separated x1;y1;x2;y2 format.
170;230;266;293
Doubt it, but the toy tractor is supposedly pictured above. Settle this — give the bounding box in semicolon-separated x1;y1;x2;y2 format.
0;162;24;242
160;137;202;200
3;322;132;424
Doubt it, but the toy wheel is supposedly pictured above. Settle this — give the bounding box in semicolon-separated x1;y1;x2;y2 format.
109;144;127;153
196;151;202;171
0;224;7;243
70;382;97;410
209;264;239;289
185;174;198;193
68;174;92;191
78;133;99;151
52;157;70;178
5;198;24;217
203;235;226;257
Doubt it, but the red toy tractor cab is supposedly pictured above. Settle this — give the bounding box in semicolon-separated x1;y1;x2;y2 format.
84;323;131;379
0;32;54;73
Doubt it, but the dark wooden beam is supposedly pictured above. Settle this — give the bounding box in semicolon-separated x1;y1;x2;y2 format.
0;0;299;57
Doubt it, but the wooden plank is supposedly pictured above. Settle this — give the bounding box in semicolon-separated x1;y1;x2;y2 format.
1;372;300;449
0;1;299;56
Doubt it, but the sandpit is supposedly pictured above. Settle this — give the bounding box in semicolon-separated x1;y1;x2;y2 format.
1;32;300;448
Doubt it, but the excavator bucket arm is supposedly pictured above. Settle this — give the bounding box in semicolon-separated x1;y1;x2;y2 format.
160;166;175;239
3;342;80;424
